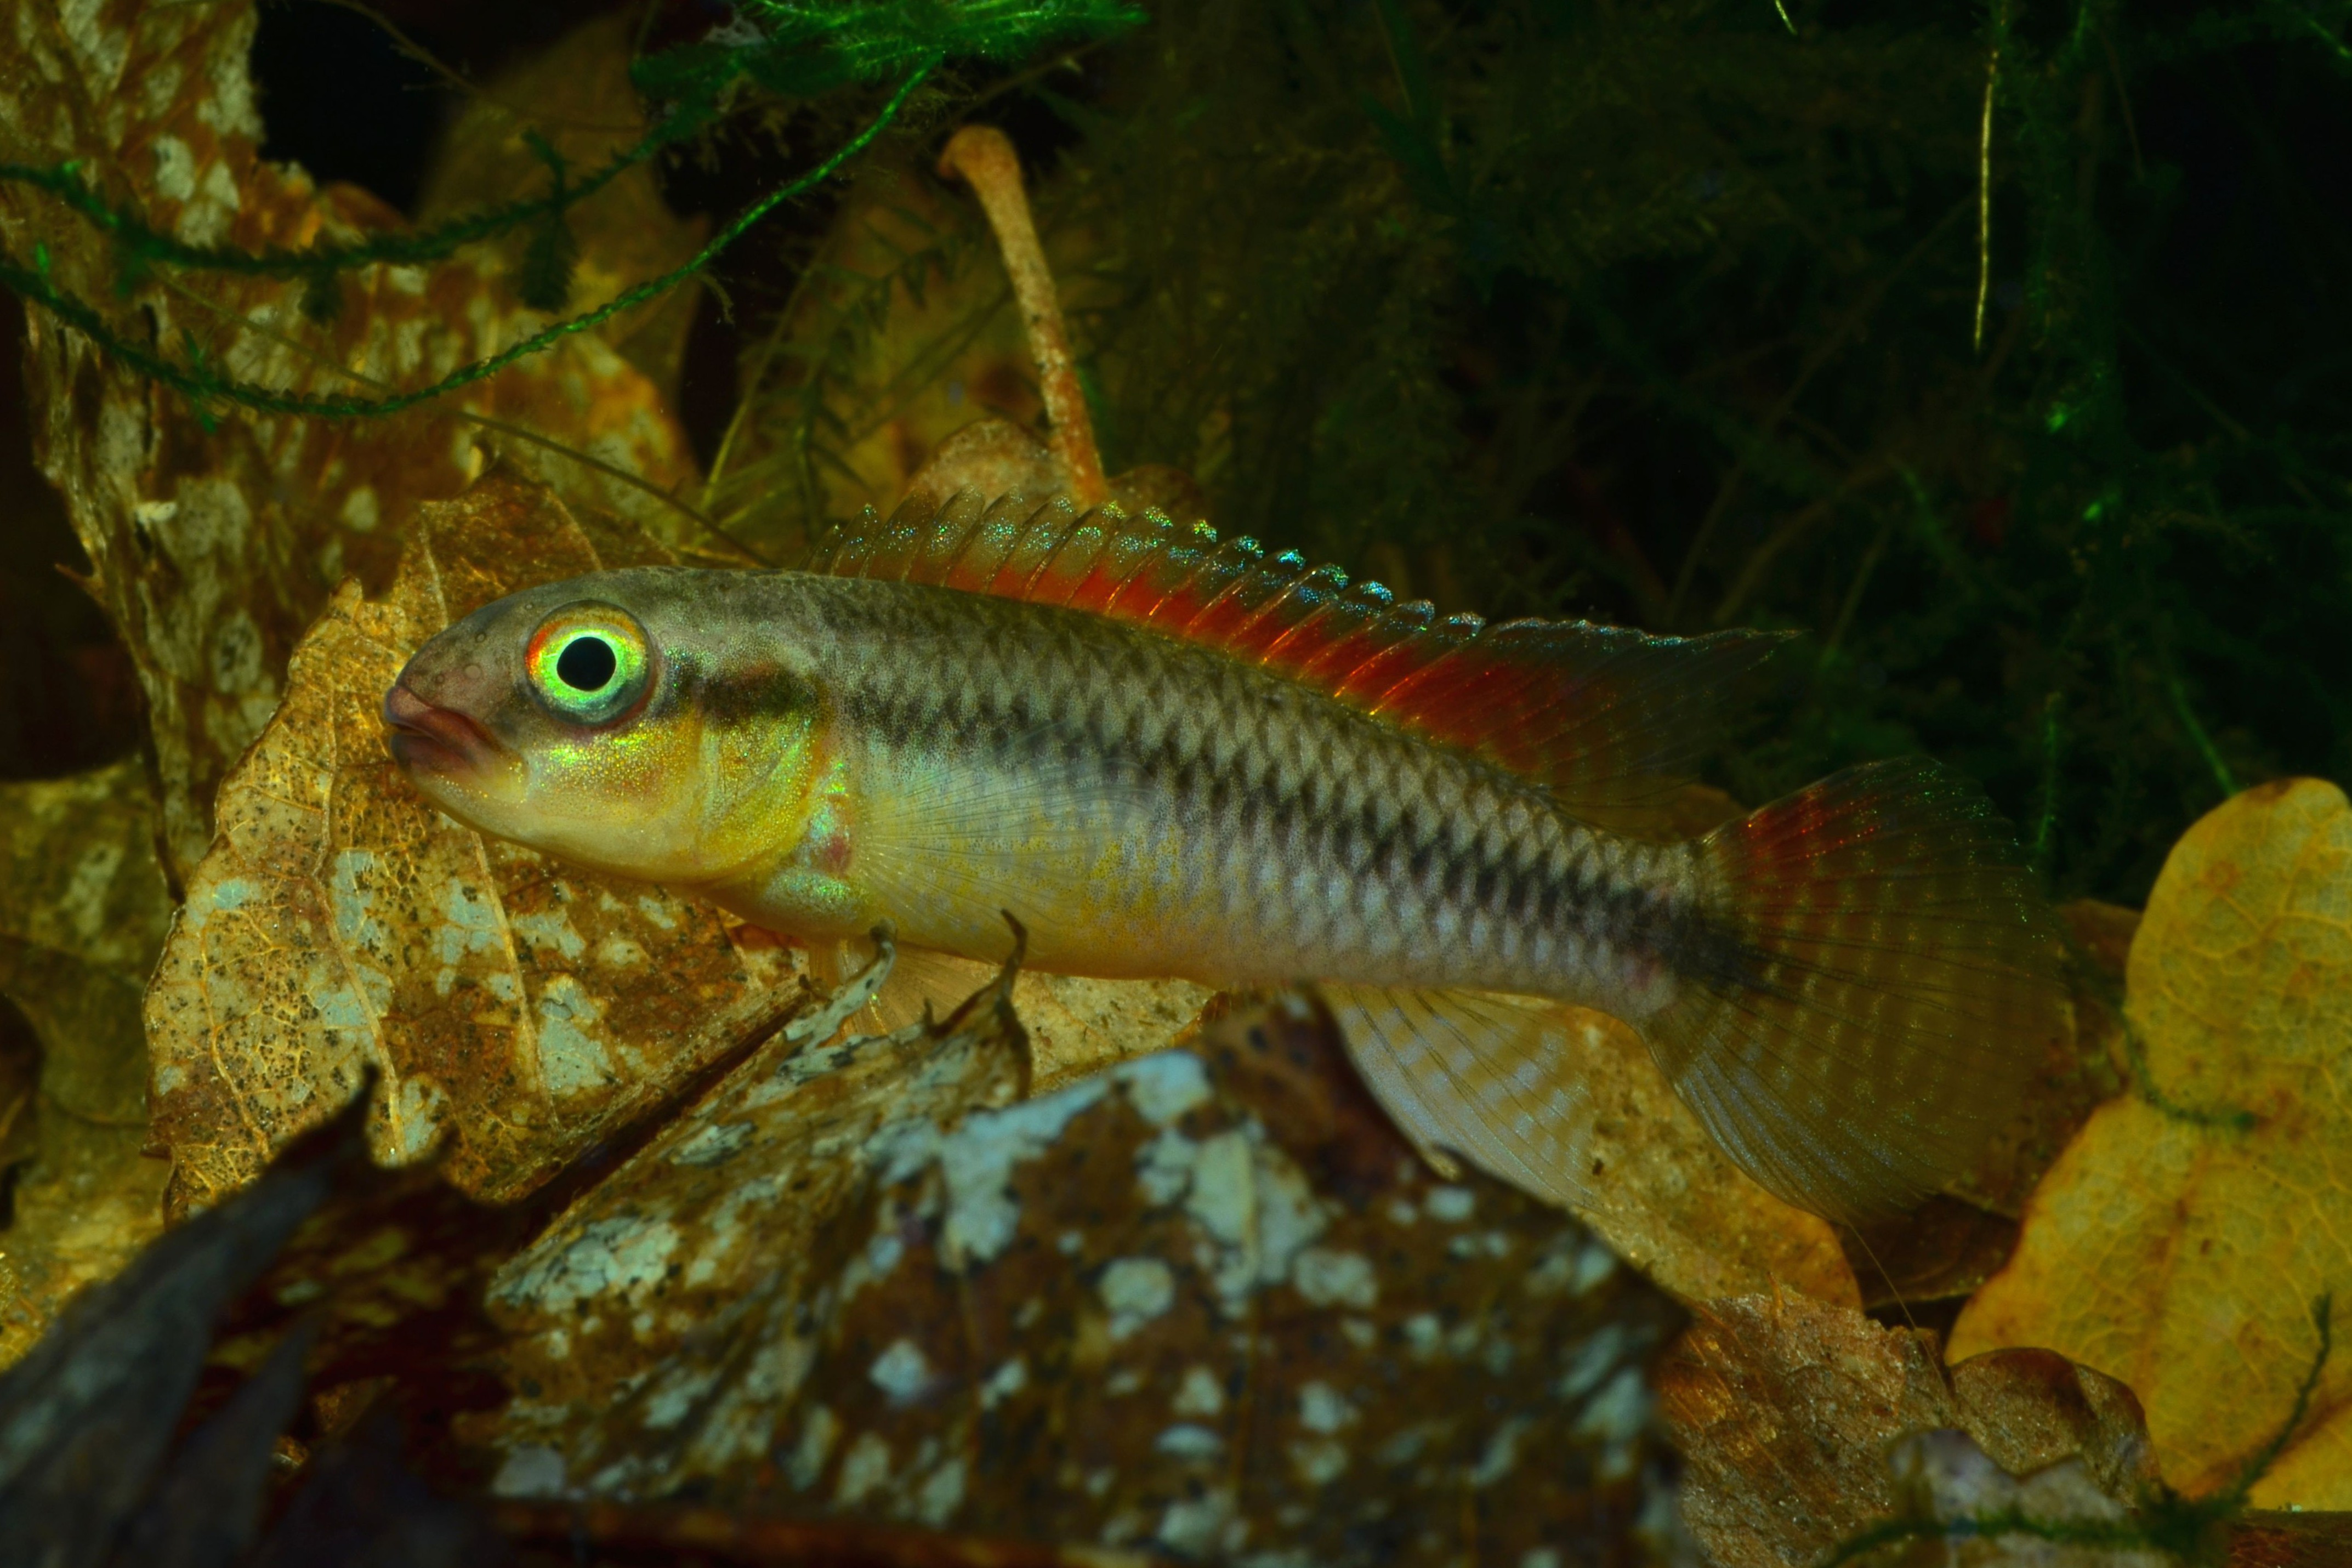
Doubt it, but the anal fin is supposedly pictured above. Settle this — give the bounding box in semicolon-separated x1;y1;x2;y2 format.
1322;985;1603;1206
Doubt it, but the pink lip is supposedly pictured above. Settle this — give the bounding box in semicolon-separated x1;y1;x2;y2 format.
382;682;503;776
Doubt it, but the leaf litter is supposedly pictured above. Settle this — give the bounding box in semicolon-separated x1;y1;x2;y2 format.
480;970;1685;1564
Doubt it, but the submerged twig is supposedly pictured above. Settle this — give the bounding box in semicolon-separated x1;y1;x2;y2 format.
937;124;1110;506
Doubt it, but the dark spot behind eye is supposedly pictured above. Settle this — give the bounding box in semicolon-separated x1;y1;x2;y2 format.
558;635;617;692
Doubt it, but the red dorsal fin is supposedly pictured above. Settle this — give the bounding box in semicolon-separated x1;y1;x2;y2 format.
809;490;1788;833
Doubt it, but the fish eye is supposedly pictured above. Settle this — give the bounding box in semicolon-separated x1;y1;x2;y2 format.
525;603;652;725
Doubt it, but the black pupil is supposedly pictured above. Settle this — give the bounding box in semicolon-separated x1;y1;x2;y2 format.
556;635;618;693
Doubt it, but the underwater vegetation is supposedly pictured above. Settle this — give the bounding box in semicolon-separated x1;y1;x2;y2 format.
1;0;2349;1563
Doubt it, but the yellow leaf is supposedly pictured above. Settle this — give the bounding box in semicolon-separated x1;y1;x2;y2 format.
1949;777;2352;1506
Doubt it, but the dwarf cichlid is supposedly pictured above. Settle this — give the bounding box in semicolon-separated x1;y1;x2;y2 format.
384;490;2064;1221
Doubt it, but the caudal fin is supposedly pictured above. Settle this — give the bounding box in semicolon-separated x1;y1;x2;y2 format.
1644;757;2066;1222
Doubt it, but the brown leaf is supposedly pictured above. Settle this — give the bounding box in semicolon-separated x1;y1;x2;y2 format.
475;940;1030;1475
0;760;177;1366
414;13;708;404
3;1;703;880
489;1502;1158;1567
1949;780;2352;1506
144;475;775;1216
1658;1293;2162;1568
0;1094;355;1563
713;163;1043;549
484;984;1684;1565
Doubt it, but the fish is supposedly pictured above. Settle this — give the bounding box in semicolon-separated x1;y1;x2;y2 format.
383;487;2066;1222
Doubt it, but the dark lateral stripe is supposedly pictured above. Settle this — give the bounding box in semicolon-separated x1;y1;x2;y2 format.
697;662;809;727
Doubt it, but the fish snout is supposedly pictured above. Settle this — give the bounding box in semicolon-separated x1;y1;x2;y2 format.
382;677;504;779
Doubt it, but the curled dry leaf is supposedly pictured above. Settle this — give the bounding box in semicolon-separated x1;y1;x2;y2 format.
0;1088;348;1564
715;141;1205;555
483;985;1684;1565
1950;779;2352;1507
0;760;177;1366
714;160;1050;544
0;1095;524;1567
3;0;702;880
1659;1292;2162;1568
145;475;775;1217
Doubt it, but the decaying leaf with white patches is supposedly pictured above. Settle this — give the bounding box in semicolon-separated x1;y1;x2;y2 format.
145;476;779;1215
2;0;707;880
479;988;1684;1566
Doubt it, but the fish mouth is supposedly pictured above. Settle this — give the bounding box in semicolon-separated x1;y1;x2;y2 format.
382;681;508;781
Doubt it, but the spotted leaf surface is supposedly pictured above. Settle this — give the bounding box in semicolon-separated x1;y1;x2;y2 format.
485;989;1683;1566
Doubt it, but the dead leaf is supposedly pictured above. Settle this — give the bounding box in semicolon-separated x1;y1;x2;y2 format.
712;156;1198;556
415;12;709;405
484;982;1683;1565
0;1094;349;1561
3;1;703;880
1659;1292;2163;1568
488;1502;1159;1566
0;1095;525;1566
712;162;1044;550
144;475;780;1216
1949;779;2352;1507
475;939;1029;1478
0;760;177;1367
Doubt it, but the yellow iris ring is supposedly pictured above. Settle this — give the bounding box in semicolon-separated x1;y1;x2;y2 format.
525;604;652;725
